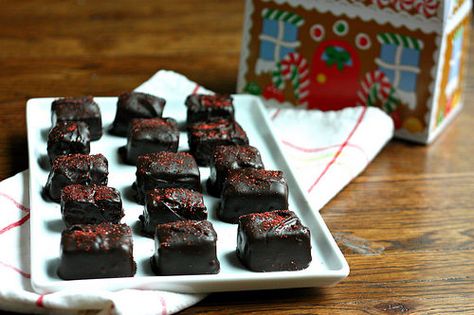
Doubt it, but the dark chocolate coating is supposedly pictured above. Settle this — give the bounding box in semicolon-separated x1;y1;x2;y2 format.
58;223;136;280
219;168;288;223
45;154;108;202
151;220;220;275
60;184;124;227
111;92;166;136
188;119;249;166
125;118;179;165
207;145;264;197
140;187;207;236
51;96;102;140
237;210;312;272
47;121;90;162
185;94;234;125
134;151;201;204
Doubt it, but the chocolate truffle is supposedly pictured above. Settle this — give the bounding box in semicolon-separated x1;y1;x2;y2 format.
140;187;207;236
188;119;249;166
185;94;234;125
237;210;312;272
47;121;90;163
219;168;288;223
134;151;201;204
110;92;166;136
151;220;220;275
58;223;136;280
124;118;179;165
60;184;124;227
207;145;264;197
51;96;102;140
45;153;108;202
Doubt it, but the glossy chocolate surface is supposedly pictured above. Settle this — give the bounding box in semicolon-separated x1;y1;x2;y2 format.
58;223;136;280
185;94;234;125
45;153;108;202
188;119;249;166
207;145;264;197
219;168;288;223
125;117;179;165
60;184;124;227
151;220;220;275
47;121;90;162
111;92;166;136
51;96;102;140
140;187;207;236
237;210;312;272
134;151;201;204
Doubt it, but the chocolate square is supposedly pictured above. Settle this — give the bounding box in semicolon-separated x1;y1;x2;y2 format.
60;184;124;227
45;153;108;202
237;210;312;272
47;121;90;163
58;223;136;280
124;118;179;165
111;92;166;136
219;168;288;223
188;119;249;166
185;94;234;125
134;152;201;204
207;145;264;197
151;220;220;275
51;96;102;140
140;187;207;236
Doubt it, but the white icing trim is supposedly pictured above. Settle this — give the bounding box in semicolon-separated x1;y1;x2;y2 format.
427;100;463;143
255;59;277;74
427;33;444;136
237;0;254;93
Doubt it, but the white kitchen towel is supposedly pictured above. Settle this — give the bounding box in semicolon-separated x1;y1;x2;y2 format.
0;70;393;315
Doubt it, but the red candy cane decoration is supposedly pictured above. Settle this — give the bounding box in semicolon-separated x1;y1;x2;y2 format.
415;0;440;18
357;70;398;111
272;52;310;107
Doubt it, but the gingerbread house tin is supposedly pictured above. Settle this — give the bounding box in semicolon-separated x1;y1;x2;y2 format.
237;0;472;143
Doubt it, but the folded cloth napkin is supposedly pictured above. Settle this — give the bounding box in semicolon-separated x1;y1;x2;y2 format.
0;70;393;315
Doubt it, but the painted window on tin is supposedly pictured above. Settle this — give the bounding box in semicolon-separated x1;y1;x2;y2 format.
375;33;424;110
256;8;304;74
446;27;464;97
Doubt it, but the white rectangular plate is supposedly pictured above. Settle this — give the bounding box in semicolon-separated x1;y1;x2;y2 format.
27;95;349;294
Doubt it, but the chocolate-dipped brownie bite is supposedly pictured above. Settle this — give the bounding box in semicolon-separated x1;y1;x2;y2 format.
219;168;288;223
188;119;249;166
58;223;136;280
124;118;179;165
237;210;312;272
207;145;264;197
51;96;102;140
61;184;124;227
45;153;108;202
185;94;234;125
134;151;201;204
140;187;207;237
110;92;166;136
47;121;90;163
151;220;220;275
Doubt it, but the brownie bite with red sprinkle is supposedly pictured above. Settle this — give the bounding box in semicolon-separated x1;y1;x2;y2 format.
237;210;311;272
185;94;234;125
124;118;179;165
47;121;90;163
188;119;249;166
219;168;288;223
61;184;124;227
45;153;108;202
207;145;264;197
58;223;136;280
151;220;220;275
140;187;207;236
134;151;201;204
51;96;102;140
111;92;166;136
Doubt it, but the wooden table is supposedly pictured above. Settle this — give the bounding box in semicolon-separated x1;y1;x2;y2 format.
1;1;473;314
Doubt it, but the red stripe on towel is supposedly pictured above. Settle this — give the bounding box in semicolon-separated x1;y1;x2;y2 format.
0;213;30;235
0;260;31;278
0;192;30;213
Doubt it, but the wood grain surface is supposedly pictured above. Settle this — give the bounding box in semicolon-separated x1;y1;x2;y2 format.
1;1;473;314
